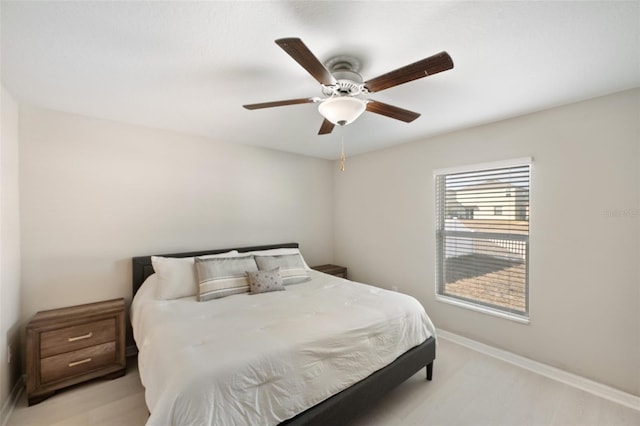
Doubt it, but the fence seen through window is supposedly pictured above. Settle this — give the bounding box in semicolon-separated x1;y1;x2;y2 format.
435;160;531;317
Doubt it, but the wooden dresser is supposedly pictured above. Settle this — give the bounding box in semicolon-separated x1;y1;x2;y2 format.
26;298;126;405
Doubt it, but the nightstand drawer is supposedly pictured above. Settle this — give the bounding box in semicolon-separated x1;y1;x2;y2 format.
40;318;116;358
41;341;116;384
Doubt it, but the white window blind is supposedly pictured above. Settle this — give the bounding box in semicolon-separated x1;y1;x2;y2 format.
435;160;531;318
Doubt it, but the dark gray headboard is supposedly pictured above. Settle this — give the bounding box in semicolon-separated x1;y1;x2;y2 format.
131;242;299;297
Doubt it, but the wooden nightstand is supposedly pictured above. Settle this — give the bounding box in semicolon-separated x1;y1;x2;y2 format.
26;298;126;405
312;264;347;279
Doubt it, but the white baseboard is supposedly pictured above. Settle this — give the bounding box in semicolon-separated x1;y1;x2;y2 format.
437;329;640;412
1;375;24;426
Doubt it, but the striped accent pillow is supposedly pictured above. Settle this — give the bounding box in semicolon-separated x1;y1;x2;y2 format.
194;255;258;301
254;254;311;285
151;251;239;300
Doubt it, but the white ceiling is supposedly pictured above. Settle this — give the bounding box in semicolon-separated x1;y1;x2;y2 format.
2;1;639;160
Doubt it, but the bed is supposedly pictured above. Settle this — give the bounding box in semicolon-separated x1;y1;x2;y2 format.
131;243;436;425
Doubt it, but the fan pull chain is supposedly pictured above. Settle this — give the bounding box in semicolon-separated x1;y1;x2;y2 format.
340;134;346;172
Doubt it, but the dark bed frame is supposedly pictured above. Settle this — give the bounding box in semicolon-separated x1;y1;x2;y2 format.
132;242;435;426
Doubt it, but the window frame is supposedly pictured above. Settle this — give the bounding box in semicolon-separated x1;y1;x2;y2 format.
434;157;532;324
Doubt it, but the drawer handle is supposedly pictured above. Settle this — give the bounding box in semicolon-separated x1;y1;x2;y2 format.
68;332;93;342
68;358;92;367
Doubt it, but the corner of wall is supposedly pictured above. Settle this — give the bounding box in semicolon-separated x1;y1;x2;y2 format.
1;84;23;424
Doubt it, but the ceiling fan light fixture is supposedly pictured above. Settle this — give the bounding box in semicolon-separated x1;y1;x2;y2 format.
318;97;367;126
244;38;453;135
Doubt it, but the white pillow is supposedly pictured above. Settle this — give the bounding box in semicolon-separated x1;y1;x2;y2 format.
244;247;312;270
152;250;238;300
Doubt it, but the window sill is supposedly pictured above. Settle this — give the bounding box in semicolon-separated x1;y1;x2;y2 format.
435;294;530;324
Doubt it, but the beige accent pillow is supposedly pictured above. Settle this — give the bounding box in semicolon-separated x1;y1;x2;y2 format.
247;248;312;270
254;254;311;285
195;255;258;301
152;250;238;300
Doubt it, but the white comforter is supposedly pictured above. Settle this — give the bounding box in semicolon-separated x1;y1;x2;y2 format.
131;270;435;426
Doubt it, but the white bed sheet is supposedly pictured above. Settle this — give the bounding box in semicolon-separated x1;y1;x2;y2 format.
131;270;435;426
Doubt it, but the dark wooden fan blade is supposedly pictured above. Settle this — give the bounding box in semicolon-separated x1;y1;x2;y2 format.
366;100;421;123
275;38;337;86
243;97;316;110
318;119;335;135
364;51;453;93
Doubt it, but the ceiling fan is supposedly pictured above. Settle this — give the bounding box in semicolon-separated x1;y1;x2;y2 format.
243;38;454;135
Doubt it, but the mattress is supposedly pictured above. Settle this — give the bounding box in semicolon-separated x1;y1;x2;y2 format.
131;270;435;426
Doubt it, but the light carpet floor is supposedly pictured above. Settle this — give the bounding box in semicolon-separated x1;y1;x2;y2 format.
7;339;639;426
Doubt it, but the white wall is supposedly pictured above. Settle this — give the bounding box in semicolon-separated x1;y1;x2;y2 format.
11;89;640;402
333;88;640;396
19;107;334;326
1;86;21;419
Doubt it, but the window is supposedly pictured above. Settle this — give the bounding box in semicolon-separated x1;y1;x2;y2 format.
435;158;531;321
